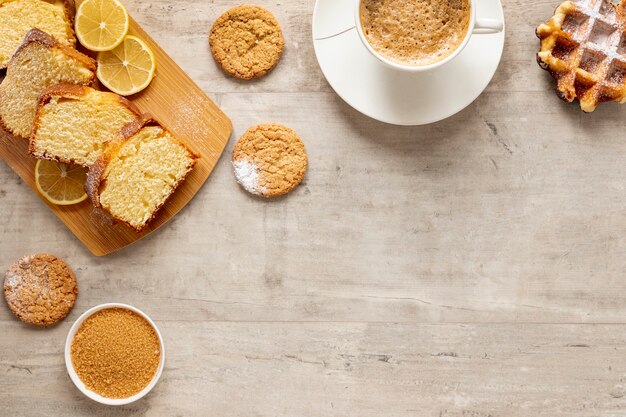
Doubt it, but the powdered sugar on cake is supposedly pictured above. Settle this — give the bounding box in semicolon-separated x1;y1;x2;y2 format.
233;159;266;195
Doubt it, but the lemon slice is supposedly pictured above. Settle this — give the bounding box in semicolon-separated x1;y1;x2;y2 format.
97;35;156;96
35;160;89;205
75;0;129;51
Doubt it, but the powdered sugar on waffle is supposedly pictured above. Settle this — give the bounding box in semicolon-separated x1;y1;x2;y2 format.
569;0;625;62
536;0;626;111
233;159;266;195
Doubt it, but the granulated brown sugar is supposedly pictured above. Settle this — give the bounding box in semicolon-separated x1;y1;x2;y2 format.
70;307;160;399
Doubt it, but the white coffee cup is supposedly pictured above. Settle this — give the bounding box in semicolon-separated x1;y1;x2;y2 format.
355;0;504;72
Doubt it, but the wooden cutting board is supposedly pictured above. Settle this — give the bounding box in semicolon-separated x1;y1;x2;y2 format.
0;14;232;256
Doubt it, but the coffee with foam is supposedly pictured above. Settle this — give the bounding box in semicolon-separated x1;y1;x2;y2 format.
360;0;471;66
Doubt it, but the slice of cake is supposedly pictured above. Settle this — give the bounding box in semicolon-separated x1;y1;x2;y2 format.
86;117;199;232
0;28;96;138
0;0;75;69
30;84;141;166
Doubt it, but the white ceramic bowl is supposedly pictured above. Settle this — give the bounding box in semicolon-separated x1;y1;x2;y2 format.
64;303;165;406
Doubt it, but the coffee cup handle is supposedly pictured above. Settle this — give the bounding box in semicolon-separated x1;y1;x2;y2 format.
473;18;504;34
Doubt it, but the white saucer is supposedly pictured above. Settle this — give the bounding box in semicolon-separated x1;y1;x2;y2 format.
312;0;506;126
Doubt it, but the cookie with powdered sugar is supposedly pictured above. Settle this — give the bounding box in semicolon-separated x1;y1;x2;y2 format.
232;123;307;198
4;254;78;326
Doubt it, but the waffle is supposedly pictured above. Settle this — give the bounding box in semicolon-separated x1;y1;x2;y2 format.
536;0;626;112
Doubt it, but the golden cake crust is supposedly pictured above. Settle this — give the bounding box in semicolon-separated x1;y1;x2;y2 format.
0;28;96;138
29;83;142;165
0;0;76;69
4;254;78;326
232;123;307;198
209;5;284;80
86;116;199;232
64;0;76;28
9;27;94;72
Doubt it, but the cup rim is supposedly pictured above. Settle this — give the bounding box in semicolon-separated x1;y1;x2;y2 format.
354;0;477;72
64;303;165;406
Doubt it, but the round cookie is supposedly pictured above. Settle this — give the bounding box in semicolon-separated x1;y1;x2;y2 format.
4;254;78;326
232;123;307;198
209;5;284;80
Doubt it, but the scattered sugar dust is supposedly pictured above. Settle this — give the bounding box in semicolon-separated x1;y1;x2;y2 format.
4;271;20;289
233;159;266;195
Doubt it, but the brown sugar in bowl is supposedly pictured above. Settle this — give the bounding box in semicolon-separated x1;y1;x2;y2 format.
64;303;165;405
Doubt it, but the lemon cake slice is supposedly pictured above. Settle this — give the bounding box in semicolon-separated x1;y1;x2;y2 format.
0;29;96;138
86;117;199;232
30;84;141;166
0;0;75;69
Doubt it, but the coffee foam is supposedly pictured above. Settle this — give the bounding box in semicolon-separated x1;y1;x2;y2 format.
360;0;471;66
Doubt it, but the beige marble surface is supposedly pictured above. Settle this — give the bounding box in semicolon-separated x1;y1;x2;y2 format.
2;0;626;416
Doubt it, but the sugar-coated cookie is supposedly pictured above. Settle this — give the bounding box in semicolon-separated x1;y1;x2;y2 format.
232;123;307;198
4;254;78;326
